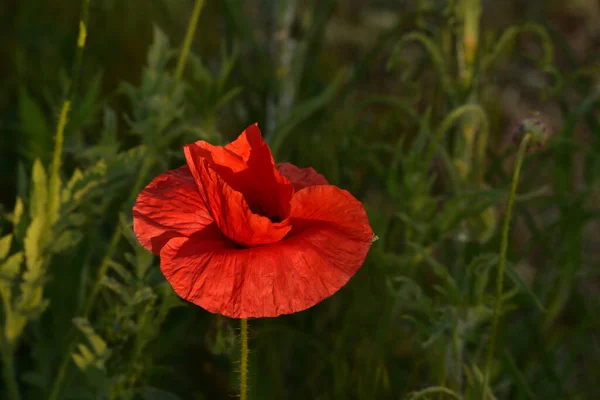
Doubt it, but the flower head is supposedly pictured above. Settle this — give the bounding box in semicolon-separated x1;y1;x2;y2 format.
511;111;551;152
133;124;373;318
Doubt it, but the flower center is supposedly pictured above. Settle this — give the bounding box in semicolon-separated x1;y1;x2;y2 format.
249;203;281;223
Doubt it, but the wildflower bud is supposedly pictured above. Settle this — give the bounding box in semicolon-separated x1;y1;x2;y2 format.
511;111;551;152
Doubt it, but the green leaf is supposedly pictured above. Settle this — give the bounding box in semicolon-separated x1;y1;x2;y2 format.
506;265;546;312
0;252;24;300
70;322;111;392
51;230;82;253
388;32;456;102
30;159;48;220
467;254;498;305
71;160;107;202
407;386;463;400
62;168;83;204
136;251;154;280
120;213;155;278
100;276;131;303
0;234;12;259
482;23;554;73
17;162;28;202
1;253;26;344
72;344;95;370
222;0;259;51
140;387;183;400
12;197;24;227
102;106;118;143
48;173;61;227
4;312;27;345
73;317;109;357
23;216;44;280
18;216;47;316
148;25;170;71
67;72;104;136
108;260;133;284
386;276;423;301
501;349;536;400
157;282;186;310
18;88;51;162
130;287;157;306
11;197;26;241
269;68;348;156
214;86;242;110
422;309;453;348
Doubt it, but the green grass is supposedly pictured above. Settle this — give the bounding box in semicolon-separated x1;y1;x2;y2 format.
1;1;599;399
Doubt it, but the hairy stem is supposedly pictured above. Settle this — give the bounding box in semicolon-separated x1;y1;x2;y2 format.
481;133;531;398
240;318;248;400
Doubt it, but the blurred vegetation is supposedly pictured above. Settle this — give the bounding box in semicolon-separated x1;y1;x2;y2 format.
1;0;600;399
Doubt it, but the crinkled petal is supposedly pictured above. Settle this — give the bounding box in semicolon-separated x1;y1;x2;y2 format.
276;162;329;191
159;185;373;318
132;166;213;254
224;123;275;164
186;124;292;219
183;124;294;246
189;159;292;246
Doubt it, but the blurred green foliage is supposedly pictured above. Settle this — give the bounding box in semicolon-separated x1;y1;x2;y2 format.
1;0;600;399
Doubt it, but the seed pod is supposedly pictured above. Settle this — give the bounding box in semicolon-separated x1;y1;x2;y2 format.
511;111;551;152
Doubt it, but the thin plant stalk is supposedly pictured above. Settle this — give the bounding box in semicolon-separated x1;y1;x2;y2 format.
424;104;488;168
47;0;90;232
1;335;20;400
48;2;205;398
480;133;531;398
240;318;249;400
455;0;481;184
174;0;205;83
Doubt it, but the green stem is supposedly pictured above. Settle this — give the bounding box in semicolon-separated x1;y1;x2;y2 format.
1;336;20;400
424;104;489;169
240;318;248;400
47;0;90;228
174;0;205;83
46;101;71;225
481;134;531;398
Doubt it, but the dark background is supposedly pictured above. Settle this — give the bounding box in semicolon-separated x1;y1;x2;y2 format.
0;0;599;399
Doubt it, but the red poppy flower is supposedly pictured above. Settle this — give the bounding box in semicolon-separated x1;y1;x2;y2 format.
133;123;373;318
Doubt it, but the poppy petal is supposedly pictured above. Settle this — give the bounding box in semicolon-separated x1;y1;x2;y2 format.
158;185;372;318
190;159;292;246
132;165;213;254
276;162;329;191
183;124;294;246
224;123;275;164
